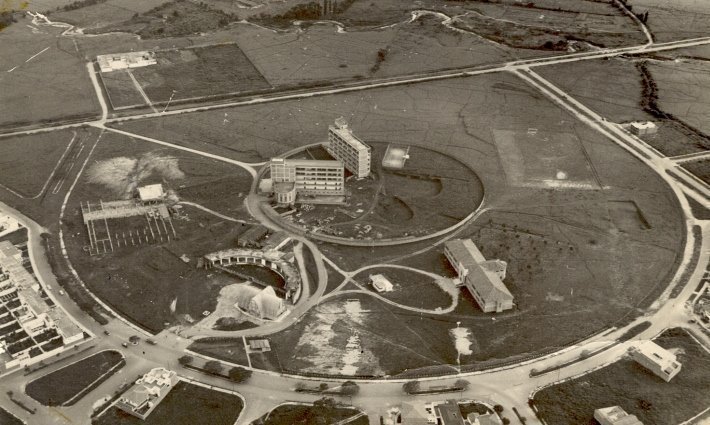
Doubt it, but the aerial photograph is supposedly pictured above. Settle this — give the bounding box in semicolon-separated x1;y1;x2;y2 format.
0;0;708;424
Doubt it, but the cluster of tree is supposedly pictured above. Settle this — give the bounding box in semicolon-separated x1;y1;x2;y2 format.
0;11;18;31
370;48;388;73
58;0;108;12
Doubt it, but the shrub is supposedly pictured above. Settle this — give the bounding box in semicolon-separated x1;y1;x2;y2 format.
228;366;252;383
494;405;505;414
454;379;470;390
178;355;193;366
402;380;420;394
341;381;359;396
203;360;223;375
502;418;511;425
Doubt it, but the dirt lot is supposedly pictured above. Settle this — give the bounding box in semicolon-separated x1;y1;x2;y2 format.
61;130;256;332
533;328;710;425
0;15;100;127
275;142;483;240
94;381;243;425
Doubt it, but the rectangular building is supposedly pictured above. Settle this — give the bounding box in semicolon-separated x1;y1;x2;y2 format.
444;239;513;313
594;406;643;425
270;158;344;204
629;340;682;382
327;117;371;179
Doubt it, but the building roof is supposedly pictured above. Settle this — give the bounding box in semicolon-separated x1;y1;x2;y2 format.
630;121;657;130
248;339;271;350
594;406;644;425
369;274;394;292
250;286;284;320
272;158;344;168
435;400;465;425
445;239;513;304
137;184;164;201
329;118;370;153
630;340;680;371
239;225;269;244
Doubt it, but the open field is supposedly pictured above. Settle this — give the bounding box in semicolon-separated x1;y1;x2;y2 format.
94;381;243;425
0;15;99;127
126;71;683;370
126;44;271;104
0;407;23;425
251;400;366;425
49;0;170;30
533;328;710;425
632;0;710;42
273;142;483;240
538;57;710;156
60;130;255;331
0;130;76;197
682;160;710;185
25;350;125;406
352;267;454;311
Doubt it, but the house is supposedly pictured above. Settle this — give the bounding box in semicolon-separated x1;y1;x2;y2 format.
467;412;502;425
443;239;513;313
628;340;682;382
594;406;643;425
116;368;178;420
369;274;394;292
434;400;465;425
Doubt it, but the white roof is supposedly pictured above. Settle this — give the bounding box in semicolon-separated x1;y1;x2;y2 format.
632;340;679;368
370;274;394;292
138;184;164;201
630;121;656;130
329;118;370;153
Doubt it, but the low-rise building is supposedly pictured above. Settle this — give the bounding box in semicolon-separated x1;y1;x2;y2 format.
594;406;643;425
97;51;157;73
248;339;271;352
327;117;371;179
116;367;179;420
137;184;165;203
629;121;657;136
443;239;513;313
369;274;394;292
628;340;682;382
434;400;465;425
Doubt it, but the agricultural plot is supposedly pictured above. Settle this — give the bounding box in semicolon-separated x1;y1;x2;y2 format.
26;350;125;406
50;0;169;29
94;381;243;425
99;70;147;110
0;17;99;127
651;60;710;136
533;328;710;425
61;130;256;331
632;0;710;42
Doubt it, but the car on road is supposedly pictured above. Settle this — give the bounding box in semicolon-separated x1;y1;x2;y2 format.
103;330;110;335
146;339;157;345
58;290;64;296
121;342;128;348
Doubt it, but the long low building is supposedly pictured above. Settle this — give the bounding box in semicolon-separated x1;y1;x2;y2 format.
444;239;513;313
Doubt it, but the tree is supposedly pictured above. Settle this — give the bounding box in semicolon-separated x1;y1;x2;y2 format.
454;379;470;391
203;360;223;375
494;405;505;414
228;366;252;383
178;355;193;366
502;418;511;425
402;380;420;394
340;381;360;396
319;382;329;392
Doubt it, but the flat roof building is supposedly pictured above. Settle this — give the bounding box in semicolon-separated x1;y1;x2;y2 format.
434;400;465;425
97;51;156;73
369;274;394;293
327;117;371;179
629;121;657;136
444;239;513;313
629;340;682;382
594;406;643;425
137;184;165;202
270;158;344;205
117;368;178;420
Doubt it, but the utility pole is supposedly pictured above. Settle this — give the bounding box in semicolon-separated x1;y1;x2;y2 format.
163;90;177;113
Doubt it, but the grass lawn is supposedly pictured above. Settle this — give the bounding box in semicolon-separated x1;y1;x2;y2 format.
683;160;710;185
533;328;710;425
0;129;76;197
0;407;23;425
252;400;364;425
94;381;243;425
188;337;250;367
352;267;453;311
26;350;125;406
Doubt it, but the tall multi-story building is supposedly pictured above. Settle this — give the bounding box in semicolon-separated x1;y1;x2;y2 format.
327;117;371;179
270;158;344;205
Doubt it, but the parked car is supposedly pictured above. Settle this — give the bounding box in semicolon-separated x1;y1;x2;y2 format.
146;339;157;345
103;330;111;336
121;342;129;348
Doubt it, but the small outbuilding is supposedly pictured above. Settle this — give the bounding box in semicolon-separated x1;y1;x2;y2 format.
369;274;394;292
